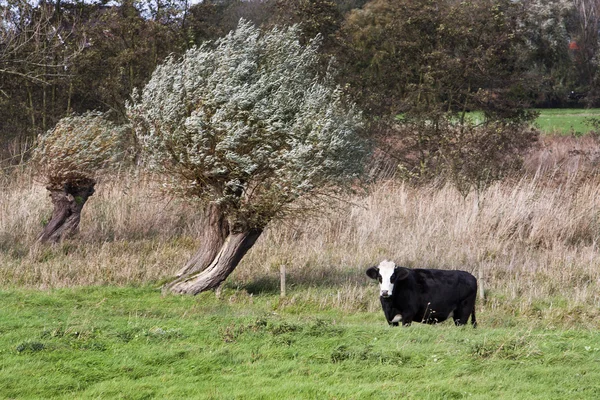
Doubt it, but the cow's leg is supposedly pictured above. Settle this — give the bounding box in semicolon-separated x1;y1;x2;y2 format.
401;314;414;326
448;309;465;326
464;293;478;327
381;299;401;326
456;295;477;326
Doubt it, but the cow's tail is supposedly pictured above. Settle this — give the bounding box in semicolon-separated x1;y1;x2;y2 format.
472;276;478;328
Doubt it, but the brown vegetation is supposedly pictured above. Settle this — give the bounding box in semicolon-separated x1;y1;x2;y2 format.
2;135;600;324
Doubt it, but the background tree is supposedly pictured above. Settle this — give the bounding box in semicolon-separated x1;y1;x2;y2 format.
0;0;187;162
69;0;184;121
519;0;576;107
571;0;600;105
184;0;238;44
335;0;536;119
0;0;83;161
184;0;276;45
270;0;342;49
335;0;539;191
33;112;129;243
128;20;367;294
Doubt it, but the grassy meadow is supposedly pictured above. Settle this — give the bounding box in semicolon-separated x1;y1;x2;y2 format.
533;108;600;135
2;286;600;399
3;123;600;398
462;108;600;135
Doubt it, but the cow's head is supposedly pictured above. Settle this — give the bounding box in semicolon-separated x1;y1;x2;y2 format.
366;260;409;298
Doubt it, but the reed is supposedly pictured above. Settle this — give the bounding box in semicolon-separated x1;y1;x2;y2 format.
2;135;600;324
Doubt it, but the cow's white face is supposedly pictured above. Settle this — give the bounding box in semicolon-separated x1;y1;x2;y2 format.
377;260;396;298
367;261;410;298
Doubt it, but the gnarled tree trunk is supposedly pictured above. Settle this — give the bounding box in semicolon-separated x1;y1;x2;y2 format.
164;228;263;295
172;204;229;278
38;180;95;244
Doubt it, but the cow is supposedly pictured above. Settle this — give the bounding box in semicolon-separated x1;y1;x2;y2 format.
366;260;477;327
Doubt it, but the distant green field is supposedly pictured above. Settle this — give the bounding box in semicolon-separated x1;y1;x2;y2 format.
461;109;600;134
534;108;600;135
2;286;600;399
426;109;600;135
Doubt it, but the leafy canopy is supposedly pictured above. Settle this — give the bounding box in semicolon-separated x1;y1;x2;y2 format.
128;20;366;229
33;112;128;189
335;0;539;193
336;0;535;120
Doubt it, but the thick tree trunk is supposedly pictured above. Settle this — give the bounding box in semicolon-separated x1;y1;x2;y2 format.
173;204;229;278
38;180;95;244
165;228;263;295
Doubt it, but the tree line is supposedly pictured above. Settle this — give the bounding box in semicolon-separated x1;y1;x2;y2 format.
1;0;599;162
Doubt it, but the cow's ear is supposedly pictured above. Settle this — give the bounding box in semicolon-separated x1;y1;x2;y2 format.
366;267;379;280
394;267;410;281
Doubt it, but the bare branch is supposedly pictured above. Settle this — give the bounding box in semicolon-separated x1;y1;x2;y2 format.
0;1;85;85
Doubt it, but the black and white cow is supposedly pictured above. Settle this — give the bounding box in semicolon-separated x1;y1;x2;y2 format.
366;260;477;327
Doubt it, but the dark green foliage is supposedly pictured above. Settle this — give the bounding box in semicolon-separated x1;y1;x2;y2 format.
0;0;182;162
335;0;540;192
335;0;533;118
270;0;342;48
68;2;182;120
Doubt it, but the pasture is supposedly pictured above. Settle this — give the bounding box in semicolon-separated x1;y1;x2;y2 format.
462;108;600;135
3;131;600;398
2;286;600;399
534;108;600;135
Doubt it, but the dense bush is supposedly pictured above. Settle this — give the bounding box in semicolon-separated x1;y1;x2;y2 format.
33;112;129;189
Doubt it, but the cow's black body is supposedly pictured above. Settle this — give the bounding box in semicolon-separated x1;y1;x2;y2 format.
367;266;477;327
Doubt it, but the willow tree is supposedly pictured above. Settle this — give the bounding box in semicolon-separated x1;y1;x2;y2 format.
33;112;127;243
128;20;367;295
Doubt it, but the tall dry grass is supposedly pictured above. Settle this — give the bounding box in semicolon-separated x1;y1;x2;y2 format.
0;169;204;287
2;135;600;324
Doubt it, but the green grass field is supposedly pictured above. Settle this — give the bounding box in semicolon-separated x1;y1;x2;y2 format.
534;109;600;135
462;109;600;134
2;286;600;399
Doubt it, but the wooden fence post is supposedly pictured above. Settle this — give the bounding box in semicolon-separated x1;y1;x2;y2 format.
280;264;286;298
478;266;485;302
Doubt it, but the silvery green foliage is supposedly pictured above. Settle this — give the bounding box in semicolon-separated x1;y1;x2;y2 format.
33;112;128;188
128;20;367;228
521;0;573;53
